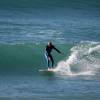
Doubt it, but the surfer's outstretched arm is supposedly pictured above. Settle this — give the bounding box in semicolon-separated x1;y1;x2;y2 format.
53;46;62;54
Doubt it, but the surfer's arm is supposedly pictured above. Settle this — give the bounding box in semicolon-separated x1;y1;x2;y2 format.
53;46;62;54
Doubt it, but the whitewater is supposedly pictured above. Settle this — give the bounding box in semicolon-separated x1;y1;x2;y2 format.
54;42;100;76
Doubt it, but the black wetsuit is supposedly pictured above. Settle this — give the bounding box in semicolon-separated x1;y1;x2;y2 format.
45;45;61;68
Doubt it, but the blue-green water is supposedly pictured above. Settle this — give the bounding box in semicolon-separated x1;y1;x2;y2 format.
0;0;100;99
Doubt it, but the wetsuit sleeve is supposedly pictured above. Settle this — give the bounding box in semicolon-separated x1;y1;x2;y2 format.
53;46;61;54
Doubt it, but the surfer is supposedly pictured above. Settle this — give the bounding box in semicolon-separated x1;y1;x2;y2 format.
45;42;62;69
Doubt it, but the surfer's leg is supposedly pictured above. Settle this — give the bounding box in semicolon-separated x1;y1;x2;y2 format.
45;53;50;68
45;54;49;67
47;58;50;67
50;55;54;68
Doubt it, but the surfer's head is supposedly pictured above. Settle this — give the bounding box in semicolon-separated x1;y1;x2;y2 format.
48;42;52;47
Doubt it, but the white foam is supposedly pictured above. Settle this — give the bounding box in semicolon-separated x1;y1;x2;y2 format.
88;45;100;54
54;42;100;76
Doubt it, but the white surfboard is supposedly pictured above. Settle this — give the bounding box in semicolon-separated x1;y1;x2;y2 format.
39;68;55;72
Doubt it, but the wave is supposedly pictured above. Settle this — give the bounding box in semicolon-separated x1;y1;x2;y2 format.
0;43;44;74
0;41;100;76
0;43;71;74
54;41;100;76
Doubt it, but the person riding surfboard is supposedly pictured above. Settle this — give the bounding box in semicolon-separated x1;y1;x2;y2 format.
45;42;63;70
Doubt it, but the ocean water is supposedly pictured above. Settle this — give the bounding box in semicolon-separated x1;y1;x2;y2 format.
0;0;100;100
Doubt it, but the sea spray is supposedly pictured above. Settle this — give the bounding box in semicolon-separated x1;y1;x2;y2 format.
54;51;78;75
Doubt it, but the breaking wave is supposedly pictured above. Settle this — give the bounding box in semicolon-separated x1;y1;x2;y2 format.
55;41;100;76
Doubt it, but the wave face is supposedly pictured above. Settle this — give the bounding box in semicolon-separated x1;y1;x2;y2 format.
0;43;71;74
0;43;44;74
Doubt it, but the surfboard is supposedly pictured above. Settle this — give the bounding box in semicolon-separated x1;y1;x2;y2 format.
39;68;55;72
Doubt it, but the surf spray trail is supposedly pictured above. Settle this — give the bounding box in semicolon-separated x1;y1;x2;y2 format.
54;41;100;76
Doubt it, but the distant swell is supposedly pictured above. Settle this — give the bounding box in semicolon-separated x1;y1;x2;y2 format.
0;0;100;10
